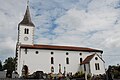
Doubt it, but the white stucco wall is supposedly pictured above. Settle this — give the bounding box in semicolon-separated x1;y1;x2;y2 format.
85;64;90;74
81;64;90;74
17;48;94;76
90;54;105;75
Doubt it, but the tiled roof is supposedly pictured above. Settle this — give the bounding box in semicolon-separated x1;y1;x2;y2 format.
81;53;105;64
20;44;103;53
19;6;35;27
81;54;95;64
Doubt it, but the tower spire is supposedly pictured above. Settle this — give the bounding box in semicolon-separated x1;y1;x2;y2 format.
19;0;35;27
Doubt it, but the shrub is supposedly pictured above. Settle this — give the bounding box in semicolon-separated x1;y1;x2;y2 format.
73;71;85;78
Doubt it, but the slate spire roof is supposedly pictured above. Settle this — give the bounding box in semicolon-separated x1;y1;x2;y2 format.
19;4;35;27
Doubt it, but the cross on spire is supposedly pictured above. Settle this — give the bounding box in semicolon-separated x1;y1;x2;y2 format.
27;0;29;6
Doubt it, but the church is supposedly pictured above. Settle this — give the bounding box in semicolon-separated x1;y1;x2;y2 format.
15;3;105;77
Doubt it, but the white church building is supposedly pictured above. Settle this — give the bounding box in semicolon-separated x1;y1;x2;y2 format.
15;4;105;77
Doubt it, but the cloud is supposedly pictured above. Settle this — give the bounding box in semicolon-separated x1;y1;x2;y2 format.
0;0;26;61
35;0;120;66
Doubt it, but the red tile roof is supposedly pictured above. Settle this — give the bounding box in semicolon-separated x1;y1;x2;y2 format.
81;54;95;64
20;44;103;53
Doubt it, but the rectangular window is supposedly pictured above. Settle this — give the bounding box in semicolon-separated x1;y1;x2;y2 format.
95;63;100;70
66;57;69;64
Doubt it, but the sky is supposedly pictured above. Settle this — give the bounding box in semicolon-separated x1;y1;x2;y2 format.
0;0;120;67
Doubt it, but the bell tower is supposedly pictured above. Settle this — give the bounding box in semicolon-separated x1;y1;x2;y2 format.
18;0;35;45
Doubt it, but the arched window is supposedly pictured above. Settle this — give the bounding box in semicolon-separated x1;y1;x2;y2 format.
24;28;29;34
80;58;82;64
51;57;54;64
84;64;86;71
26;29;29;34
66;57;69;64
22;65;28;76
51;66;54;73
24;28;27;34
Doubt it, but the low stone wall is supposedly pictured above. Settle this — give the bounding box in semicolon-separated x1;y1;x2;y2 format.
0;78;85;80
0;71;6;78
0;79;85;80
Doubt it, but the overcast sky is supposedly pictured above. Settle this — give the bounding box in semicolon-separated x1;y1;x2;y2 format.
0;0;120;67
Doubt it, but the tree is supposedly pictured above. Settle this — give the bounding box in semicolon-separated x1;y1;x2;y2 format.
3;57;16;78
0;60;3;71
